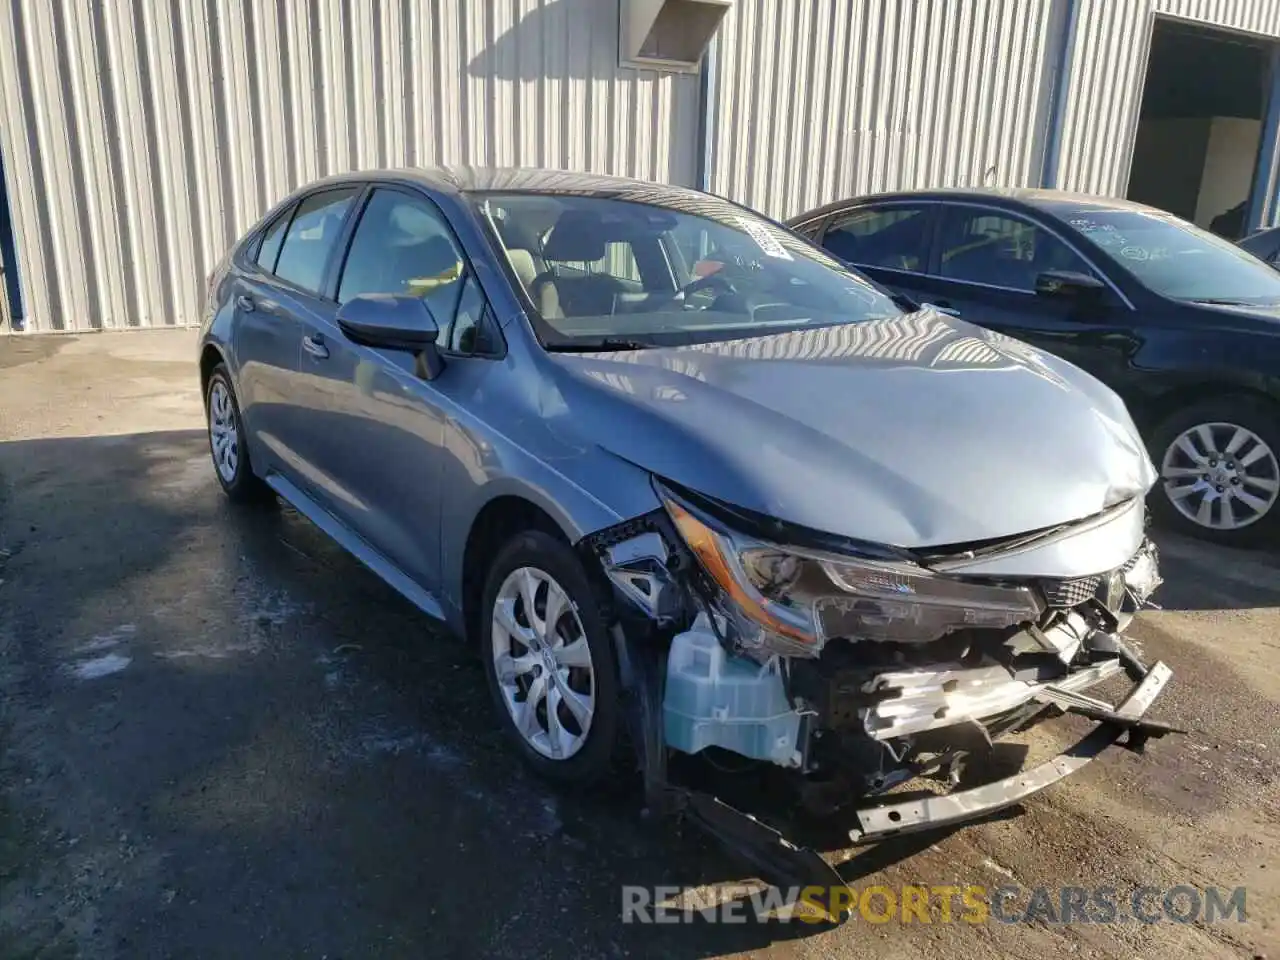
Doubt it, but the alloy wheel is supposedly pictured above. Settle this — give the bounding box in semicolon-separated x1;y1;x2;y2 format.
208;380;240;484
1160;421;1280;531
490;566;595;760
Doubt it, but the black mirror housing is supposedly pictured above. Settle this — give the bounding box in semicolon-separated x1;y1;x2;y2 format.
1035;269;1106;302
336;294;439;349
336;294;444;377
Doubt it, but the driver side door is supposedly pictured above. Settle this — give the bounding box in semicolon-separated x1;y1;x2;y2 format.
902;204;1137;390
291;185;498;596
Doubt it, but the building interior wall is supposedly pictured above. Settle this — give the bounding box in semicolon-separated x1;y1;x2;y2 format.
1194;117;1263;227
1128;117;1212;219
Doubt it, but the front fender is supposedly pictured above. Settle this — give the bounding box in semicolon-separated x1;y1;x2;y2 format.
437;429;662;626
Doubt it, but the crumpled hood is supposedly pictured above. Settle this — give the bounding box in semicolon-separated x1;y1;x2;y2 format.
547;311;1157;549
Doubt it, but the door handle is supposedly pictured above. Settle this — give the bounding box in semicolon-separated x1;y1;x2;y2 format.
302;333;330;359
236;295;255;313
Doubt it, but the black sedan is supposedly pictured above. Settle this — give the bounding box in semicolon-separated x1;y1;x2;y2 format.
787;189;1280;545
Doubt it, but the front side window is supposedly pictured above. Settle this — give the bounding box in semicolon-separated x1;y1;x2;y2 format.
338;188;492;353
273;187;359;294
822;206;930;272
475;192;902;349
1053;205;1280;304
937;207;1090;292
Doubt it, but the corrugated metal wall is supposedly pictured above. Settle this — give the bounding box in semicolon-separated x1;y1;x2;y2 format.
1055;0;1280;197
709;0;1064;219
11;0;1280;333
0;0;700;332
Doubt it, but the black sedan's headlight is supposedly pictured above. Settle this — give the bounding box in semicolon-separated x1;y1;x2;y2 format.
664;497;1044;659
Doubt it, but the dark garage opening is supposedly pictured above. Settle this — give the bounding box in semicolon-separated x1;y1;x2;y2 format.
1127;19;1272;239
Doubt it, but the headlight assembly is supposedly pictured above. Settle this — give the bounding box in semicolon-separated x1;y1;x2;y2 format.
664;497;1044;659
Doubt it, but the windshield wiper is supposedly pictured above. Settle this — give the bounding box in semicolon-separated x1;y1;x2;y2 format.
1189;297;1255;306
542;338;655;353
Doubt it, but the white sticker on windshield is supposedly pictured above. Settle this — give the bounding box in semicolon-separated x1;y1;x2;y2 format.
736;217;793;260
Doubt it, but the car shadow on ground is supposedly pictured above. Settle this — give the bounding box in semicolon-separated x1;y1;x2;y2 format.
2;430;1277;958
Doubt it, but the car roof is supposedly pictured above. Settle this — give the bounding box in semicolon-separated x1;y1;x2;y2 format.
786;187;1164;224
290;165;713;204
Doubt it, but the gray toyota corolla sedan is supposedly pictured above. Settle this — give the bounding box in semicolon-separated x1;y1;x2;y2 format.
199;168;1175;892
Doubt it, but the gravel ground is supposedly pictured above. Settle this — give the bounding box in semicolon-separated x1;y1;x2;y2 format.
0;330;1275;959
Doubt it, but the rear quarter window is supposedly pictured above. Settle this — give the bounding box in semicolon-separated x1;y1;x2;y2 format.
254;206;293;273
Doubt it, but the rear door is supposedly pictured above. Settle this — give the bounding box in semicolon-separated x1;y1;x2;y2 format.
236;185;362;484
229;202;298;474
901;203;1137;389
291;185;502;594
815;203;938;306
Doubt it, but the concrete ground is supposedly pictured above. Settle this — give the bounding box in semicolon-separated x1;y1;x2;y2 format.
0;329;1276;959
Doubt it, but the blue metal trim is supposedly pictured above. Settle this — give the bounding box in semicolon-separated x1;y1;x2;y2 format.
0;151;22;330
695;35;718;193
1248;48;1280;232
1040;0;1080;189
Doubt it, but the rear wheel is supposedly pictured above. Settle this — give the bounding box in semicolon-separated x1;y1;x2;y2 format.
1149;397;1280;545
479;530;621;785
206;365;273;504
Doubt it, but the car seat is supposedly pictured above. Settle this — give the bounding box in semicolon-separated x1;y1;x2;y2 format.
532;210;626;318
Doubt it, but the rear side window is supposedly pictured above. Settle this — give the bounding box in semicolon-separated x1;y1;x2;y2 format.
822;206;931;272
274;188;360;294
255;206;293;272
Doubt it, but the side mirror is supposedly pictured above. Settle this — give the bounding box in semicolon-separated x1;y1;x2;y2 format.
1035;269;1106;305
336;294;444;378
921;302;959;318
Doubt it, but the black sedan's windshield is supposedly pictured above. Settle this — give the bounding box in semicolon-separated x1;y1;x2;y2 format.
1054;205;1280;305
475;192;902;348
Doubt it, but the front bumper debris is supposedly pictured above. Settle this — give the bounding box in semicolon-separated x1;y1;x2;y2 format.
848;661;1176;843
589;513;1179;919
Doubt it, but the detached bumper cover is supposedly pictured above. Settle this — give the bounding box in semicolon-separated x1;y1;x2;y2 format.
849;661;1175;843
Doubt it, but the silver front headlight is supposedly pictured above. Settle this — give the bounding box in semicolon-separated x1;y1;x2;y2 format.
665;497;1044;659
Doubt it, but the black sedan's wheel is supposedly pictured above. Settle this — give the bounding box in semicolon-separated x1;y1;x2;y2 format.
205;364;273;504
479;530;621;785
1150;397;1280;545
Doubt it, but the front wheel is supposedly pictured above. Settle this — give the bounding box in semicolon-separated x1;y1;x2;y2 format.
479;530;621;785
1149;397;1280;545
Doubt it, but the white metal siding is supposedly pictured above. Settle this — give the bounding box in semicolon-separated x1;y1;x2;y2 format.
0;0;700;332
709;0;1062;219
1055;0;1280;197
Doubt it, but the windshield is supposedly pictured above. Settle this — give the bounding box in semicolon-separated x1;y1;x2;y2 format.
1057;206;1280;304
474;192;903;349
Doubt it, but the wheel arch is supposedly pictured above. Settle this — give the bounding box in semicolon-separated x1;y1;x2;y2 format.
458;493;575;646
1135;381;1280;436
199;342;227;399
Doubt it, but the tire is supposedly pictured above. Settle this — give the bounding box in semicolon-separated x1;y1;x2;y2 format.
479;529;621;785
205;364;274;504
1148;396;1280;546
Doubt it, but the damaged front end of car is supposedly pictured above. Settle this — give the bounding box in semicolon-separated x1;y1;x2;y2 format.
579;478;1179;912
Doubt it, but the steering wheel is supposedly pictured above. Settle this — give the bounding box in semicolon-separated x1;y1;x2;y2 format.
679;271;737;304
